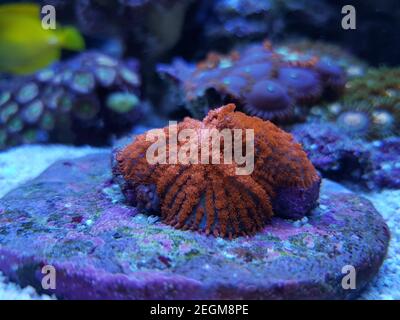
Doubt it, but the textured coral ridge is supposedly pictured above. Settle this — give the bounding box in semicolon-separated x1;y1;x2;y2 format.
159;40;346;120
116;104;320;238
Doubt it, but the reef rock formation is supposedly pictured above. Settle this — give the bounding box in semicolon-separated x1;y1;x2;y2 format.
291;122;372;183
113;104;321;238
292;122;400;190
365;137;400;190
158;40;346;121
0;153;390;299
0;51;142;150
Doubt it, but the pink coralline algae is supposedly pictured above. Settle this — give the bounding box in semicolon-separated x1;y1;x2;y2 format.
158;40;346;121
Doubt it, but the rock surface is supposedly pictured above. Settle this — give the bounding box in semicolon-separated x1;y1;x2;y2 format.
0;144;106;198
0;153;390;299
291;123;400;190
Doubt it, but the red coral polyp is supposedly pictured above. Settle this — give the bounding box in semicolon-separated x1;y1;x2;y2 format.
115;104;320;238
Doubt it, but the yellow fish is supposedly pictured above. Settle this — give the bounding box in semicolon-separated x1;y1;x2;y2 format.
0;3;85;75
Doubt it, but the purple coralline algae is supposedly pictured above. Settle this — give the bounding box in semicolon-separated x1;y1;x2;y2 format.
0;51;142;150
291;122;400;190
364;137;400;190
158;40;346;121
0;154;390;299
291;122;372;182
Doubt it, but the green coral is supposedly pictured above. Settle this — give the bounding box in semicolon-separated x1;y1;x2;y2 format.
325;67;400;140
344;67;400;103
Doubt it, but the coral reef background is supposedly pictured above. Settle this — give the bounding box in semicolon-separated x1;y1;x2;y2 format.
31;0;399;66
0;0;399;300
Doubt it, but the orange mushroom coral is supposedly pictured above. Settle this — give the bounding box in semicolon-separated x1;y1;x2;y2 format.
115;104;320;238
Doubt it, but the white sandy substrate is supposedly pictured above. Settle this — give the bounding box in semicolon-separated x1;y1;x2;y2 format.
0;145;399;300
0;144;107;300
359;190;400;300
